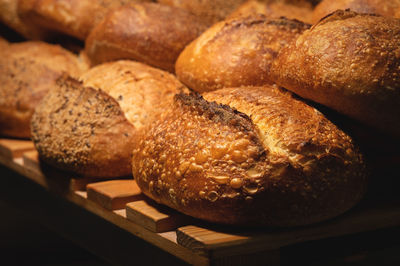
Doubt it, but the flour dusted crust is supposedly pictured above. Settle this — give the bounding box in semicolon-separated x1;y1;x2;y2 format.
132;86;367;226
271;10;400;137
31;60;187;178
85;2;208;72
175;15;310;93
0;41;87;138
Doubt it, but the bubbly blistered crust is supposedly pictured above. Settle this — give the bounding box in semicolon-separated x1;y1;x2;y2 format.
17;0;149;40
175;15;310;93
157;0;247;26
229;0;313;24
31;60;187;177
132;86;367;226
271;10;400;137
312;0;400;24
85;3;207;72
0;41;87;138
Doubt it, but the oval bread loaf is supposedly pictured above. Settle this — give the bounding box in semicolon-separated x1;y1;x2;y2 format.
271;10;400;137
312;0;400;24
0;41;88;138
85;2;208;72
132;86;367;226
31;60;186;178
175;15;310;93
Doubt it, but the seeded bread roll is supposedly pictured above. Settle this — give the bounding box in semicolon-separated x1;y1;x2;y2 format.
229;0;313;24
175;15;310;93
312;0;400;24
132;86;367;226
0;0;49;39
157;0;247;26
31;60;186;178
0;41;87;138
17;0;150;40
271;10;400;137
85;3;208;72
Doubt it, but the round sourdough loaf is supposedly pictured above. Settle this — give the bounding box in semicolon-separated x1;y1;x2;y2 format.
17;0;152;40
85;2;208;72
228;0;313;24
0;41;87;138
31;60;187;178
271;10;400;137
175;15;310;93
132;86;367;226
312;0;400;24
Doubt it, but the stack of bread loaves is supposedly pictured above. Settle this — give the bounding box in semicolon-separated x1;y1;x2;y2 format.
1;0;399;227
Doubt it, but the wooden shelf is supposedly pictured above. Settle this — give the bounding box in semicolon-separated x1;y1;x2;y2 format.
1;138;400;265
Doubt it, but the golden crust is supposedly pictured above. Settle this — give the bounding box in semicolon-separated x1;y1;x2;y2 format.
157;0;247;26
175;15;310;93
271;10;400;137
17;0;150;40
312;0;400;24
0;41;87;138
132;86;367;226
32;60;187;178
229;0;314;24
85;3;208;72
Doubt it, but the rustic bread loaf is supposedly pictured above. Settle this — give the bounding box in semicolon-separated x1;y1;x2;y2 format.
0;41;87;138
175;15;310;93
312;0;400;24
85;3;208;72
17;0;150;40
0;0;49;39
229;0;314;24
31;60;187;178
132;86;367;226
271;10;400;137
157;0;247;26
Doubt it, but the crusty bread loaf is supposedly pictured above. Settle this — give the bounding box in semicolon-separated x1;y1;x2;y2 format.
157;0;247;26
0;0;49;39
85;3;207;72
31;60;187;178
229;0;313;24
271;10;400;137
175;15;310;93
132;86;367;226
17;0;150;40
312;0;400;24
0;41;87;138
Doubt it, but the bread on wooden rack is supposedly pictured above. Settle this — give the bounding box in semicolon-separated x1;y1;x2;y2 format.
0;41;88;138
228;0;314;24
271;10;400;137
31;60;187;178
175;15;310;93
17;0;152;40
85;2;208;72
312;0;400;24
132;86;367;226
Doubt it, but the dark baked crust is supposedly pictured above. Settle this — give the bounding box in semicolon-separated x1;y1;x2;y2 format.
17;0;150;40
31;60;187;178
132;86;367;226
85;2;208;72
271;10;400;137
0;41;87;138
312;0;400;24
228;0;313;24
175;15;310;93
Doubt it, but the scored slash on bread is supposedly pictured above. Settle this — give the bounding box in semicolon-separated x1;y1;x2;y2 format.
132;86;367;226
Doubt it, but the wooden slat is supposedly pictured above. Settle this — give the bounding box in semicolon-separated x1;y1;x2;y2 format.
22;150;40;172
87;180;143;210
0;139;35;160
126;200;191;233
